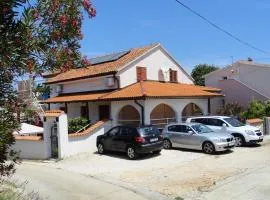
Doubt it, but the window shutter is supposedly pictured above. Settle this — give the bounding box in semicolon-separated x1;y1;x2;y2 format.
169;69;173;82
137;67;147;81
173;70;178;82
169;69;178;82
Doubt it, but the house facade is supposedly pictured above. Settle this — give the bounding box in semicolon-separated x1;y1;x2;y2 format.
43;43;222;128
205;60;270;114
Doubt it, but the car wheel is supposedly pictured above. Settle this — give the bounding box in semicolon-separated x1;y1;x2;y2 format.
163;139;172;149
153;150;162;154
234;135;245;147
202;142;215;154
97;143;105;154
126;146;137;160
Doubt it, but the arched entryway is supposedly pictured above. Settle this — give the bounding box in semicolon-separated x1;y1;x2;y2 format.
150;103;176;128
182;103;203;122
118;105;140;125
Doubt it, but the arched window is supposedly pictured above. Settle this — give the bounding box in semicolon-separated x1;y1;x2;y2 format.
118;105;140;125
150;104;176;128
182;103;203;122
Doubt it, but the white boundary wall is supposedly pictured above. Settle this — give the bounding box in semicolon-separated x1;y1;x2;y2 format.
13;139;50;160
52;114;112;158
67;124;110;156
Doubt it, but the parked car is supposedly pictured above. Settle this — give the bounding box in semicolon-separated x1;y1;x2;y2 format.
163;123;235;154
96;125;164;159
186;116;264;146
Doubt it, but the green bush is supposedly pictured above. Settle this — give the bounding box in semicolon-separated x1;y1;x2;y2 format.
68;117;89;133
241;100;268;119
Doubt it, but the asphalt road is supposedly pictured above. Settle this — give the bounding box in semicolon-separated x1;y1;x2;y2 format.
12;163;149;200
200;163;270;200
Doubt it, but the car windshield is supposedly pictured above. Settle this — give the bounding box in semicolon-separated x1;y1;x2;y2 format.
138;126;160;136
224;117;245;127
191;124;214;134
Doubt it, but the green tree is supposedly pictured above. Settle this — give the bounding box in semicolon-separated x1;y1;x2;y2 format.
0;0;95;177
191;64;219;86
241;100;267;119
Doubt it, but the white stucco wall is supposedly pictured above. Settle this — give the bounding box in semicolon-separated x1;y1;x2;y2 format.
111;100;143;126
210;97;225;115
111;99;208;125
144;99;208;123
205;61;270;108
50;75;117;97
62;75;116;93
66;122;112;157
238;64;270;98
13;140;50;160
218;79;268;108
118;47;193;88
57;114;112;158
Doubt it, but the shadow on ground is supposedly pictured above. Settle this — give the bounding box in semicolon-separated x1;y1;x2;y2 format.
170;147;234;156
93;151;162;161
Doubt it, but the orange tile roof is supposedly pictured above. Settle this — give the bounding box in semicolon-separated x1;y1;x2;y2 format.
15;135;43;141
196;85;221;92
43;81;223;103
44;110;64;117
69;120;106;137
247;118;263;124
46;43;158;84
101;81;223;100
42;91;111;103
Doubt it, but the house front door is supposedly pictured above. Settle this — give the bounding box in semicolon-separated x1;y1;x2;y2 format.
99;105;110;120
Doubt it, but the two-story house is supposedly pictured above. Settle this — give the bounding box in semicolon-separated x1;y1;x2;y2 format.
205;59;270;114
43;43;222;127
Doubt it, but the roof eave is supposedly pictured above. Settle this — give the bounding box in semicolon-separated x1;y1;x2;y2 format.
44;71;117;85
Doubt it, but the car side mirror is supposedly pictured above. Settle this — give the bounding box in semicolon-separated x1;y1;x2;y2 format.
188;130;195;135
222;123;227;128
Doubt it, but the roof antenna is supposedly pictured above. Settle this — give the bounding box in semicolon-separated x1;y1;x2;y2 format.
231;56;234;66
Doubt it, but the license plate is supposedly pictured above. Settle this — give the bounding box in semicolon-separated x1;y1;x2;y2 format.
150;138;158;142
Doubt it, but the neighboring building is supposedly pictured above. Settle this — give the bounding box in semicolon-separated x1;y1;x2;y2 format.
43;43;222;128
205;59;270;114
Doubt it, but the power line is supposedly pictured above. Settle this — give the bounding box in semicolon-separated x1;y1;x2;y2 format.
174;0;269;54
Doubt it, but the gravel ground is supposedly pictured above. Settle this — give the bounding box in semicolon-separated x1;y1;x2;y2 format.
28;136;270;199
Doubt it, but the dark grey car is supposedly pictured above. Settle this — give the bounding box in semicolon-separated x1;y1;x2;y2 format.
162;123;235;154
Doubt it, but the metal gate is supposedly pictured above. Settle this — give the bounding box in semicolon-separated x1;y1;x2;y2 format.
51;123;58;158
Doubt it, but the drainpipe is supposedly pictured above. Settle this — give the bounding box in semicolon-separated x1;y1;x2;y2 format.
134;100;145;126
208;98;211;115
113;74;120;89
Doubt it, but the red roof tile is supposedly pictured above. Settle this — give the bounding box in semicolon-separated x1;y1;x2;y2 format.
43;81;222;103
101;81;223;100
42;91;111;103
46;43;158;84
44;110;64;117
15;135;43;141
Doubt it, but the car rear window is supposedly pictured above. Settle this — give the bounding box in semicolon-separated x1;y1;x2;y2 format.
138;126;160;136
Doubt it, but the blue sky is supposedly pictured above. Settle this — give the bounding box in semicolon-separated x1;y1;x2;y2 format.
81;0;270;73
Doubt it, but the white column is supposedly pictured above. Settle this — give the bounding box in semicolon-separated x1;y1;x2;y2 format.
43;117;54;159
57;113;69;159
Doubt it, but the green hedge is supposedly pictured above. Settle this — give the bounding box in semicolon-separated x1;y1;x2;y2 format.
241;100;270;119
68;117;89;133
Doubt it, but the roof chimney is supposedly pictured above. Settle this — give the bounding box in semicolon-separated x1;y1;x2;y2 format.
247;57;253;62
